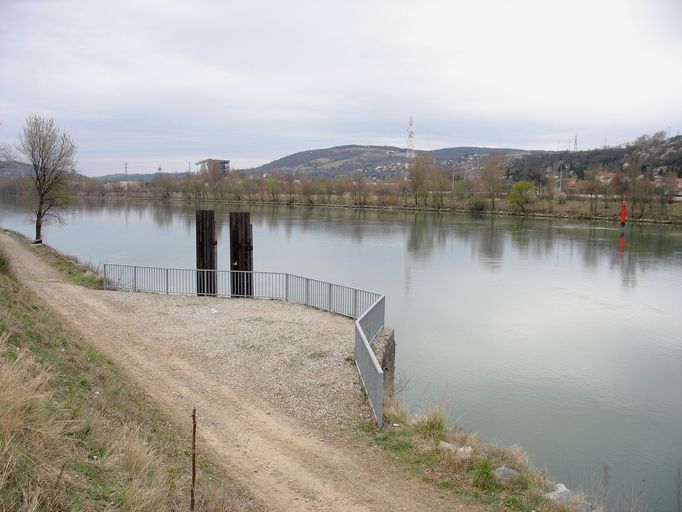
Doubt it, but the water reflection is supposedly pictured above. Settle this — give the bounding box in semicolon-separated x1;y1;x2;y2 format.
2;196;681;510
3;197;681;288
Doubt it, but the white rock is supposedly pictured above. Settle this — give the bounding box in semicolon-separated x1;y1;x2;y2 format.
455;446;473;459
544;483;572;503
439;440;455;452
493;465;520;483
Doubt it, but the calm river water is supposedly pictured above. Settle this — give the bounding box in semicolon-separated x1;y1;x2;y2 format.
1;197;681;510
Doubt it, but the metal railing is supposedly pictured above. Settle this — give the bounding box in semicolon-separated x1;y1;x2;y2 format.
102;263;386;426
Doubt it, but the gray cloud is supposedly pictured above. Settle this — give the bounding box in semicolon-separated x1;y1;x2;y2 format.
1;0;680;175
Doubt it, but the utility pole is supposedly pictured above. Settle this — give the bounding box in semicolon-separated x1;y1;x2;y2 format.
124;162;128;179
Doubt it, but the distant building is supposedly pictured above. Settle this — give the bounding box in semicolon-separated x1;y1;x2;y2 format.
195;159;231;175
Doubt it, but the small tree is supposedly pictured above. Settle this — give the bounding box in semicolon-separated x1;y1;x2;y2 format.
409;155;431;205
584;164;602;214
508;180;535;212
479;153;506;209
17;116;77;243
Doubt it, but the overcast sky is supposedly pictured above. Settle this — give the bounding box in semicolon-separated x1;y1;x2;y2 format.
1;0;681;175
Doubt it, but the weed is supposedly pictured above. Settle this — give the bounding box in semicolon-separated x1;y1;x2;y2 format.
376;430;414;455
0;248;9;274
383;397;408;425
308;350;328;359
414;406;446;441
356;420;374;433
472;457;496;490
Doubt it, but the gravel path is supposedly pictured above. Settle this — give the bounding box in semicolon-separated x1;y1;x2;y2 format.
103;292;368;429
1;231;474;512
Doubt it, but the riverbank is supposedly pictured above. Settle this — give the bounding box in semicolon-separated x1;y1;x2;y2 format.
1;229;605;511
88;191;682;225
0;236;262;510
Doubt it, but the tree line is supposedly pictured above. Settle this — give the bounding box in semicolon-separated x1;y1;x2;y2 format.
2;116;681;245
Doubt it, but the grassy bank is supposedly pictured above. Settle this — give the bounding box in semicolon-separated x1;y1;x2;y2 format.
353;401;598;512
0;246;261;511
9;232;103;289
88;191;682;225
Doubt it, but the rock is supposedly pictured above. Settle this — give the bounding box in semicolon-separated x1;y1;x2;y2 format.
544;483;572;503
455;446;473;459
493;465;520;483
439;440;455;452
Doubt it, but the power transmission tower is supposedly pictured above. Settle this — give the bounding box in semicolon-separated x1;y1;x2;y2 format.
405;117;415;180
124;162;128;179
574;135;578;152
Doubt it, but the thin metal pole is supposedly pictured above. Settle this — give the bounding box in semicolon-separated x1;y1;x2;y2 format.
166;268;169;294
190;408;196;512
133;266;137;291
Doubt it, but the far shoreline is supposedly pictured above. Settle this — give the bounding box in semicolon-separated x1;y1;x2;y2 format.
74;192;682;226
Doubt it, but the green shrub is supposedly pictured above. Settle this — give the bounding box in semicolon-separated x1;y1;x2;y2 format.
414;407;446;441
0;248;9;275
472;457;496;490
467;197;487;213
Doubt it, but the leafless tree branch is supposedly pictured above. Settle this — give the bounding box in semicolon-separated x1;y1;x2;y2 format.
17;115;77;242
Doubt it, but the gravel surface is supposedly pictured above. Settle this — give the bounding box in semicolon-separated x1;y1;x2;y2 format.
103;291;370;429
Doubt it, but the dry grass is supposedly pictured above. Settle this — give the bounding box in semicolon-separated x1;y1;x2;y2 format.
0;331;65;510
0;261;262;512
414;406;446;442
383;397;408;425
359;398;579;512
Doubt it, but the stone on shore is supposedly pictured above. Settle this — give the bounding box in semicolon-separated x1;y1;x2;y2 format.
544;483;572;503
493;465;520;483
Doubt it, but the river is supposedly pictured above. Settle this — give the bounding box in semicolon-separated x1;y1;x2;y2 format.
1;197;681;510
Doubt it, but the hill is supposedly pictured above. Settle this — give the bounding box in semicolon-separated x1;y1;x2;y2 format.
97;171;187;182
0;160;33;178
508;135;682;181
249;144;524;178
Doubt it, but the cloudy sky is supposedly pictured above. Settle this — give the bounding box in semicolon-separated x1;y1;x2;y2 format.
1;0;681;175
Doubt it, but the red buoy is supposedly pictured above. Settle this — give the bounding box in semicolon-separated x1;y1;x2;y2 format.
620;200;627;228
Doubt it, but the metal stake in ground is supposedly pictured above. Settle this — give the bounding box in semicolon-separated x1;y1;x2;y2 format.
229;212;253;297
196;210;217;296
190;407;196;512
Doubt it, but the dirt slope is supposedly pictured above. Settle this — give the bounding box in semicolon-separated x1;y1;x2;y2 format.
0;231;475;512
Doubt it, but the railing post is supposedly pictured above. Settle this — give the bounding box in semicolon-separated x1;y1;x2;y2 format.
285;274;289;301
305;277;309;305
353;289;358;319
328;282;332;311
103;264;108;289
165;268;169;294
133;266;137;292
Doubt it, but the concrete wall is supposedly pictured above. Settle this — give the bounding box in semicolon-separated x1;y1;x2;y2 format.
372;328;395;403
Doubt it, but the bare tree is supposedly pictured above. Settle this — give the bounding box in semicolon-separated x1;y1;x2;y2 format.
17;115;77;243
409;154;431;205
479;153;506;209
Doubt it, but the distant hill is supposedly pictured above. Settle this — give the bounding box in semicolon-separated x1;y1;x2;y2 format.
248;144;524;178
97;172;187;182
0;161;33;178
508;135;682;181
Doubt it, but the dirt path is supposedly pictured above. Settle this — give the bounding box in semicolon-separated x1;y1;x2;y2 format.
1;232;475;512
